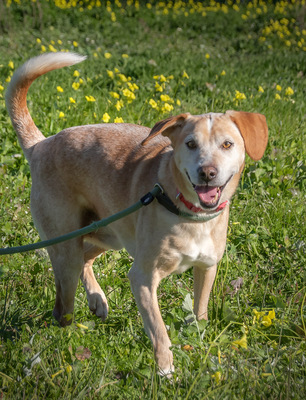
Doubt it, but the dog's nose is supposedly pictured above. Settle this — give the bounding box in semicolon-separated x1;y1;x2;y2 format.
198;166;218;182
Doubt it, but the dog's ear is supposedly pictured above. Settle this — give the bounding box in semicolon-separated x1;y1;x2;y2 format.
226;110;268;161
142;113;190;145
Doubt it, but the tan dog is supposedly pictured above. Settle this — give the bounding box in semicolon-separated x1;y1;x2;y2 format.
5;53;268;375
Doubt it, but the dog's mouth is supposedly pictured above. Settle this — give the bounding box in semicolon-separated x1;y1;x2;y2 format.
187;173;232;209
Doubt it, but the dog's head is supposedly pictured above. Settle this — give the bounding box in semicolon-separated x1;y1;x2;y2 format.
142;111;268;211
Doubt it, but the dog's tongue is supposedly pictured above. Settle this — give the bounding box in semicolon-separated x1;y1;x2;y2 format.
195;185;218;204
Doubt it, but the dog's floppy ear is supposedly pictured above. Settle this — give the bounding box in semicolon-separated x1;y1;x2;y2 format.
226;110;268;161
142;113;190;145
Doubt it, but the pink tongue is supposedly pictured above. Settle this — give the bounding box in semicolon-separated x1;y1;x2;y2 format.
195;186;218;203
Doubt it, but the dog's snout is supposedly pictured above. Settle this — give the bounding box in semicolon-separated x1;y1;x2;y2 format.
198;166;218;182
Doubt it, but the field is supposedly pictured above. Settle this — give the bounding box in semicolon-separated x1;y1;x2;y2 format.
0;0;305;398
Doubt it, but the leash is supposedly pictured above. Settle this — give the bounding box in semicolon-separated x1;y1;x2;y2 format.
0;185;162;255
0;183;227;256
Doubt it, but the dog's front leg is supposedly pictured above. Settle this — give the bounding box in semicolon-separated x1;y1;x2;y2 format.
193;265;217;320
128;265;174;376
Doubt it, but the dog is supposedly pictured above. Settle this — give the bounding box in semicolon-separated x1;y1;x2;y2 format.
5;52;268;375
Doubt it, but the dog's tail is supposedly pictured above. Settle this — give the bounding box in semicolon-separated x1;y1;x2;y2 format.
5;52;86;162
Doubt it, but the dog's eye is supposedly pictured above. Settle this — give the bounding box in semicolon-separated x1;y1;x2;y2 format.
186;140;197;150
222;141;233;149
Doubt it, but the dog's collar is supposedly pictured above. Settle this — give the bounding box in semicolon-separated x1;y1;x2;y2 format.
154;184;228;222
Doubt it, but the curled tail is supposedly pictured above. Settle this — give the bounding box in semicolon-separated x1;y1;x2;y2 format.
5;52;86;163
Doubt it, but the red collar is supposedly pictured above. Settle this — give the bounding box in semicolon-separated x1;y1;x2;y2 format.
177;191;228;213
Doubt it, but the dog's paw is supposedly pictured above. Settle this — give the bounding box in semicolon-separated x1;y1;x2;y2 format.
158;365;175;379
87;291;109;321
53;309;74;327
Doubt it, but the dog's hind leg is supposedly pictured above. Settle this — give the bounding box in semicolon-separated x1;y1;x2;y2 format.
48;239;84;327
81;244;109;321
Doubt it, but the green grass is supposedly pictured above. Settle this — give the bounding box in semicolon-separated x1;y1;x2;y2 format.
0;0;305;398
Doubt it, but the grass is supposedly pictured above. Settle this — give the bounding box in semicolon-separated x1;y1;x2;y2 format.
0;0;305;398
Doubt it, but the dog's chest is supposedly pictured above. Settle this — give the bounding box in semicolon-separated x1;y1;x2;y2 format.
171;225;218;274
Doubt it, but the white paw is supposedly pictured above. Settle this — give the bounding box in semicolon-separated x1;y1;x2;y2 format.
87;291;109;321
158;365;175;378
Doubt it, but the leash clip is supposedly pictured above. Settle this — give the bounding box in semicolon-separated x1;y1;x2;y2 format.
154;183;164;194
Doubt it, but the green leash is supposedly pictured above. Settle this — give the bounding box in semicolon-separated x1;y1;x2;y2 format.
0;185;162;256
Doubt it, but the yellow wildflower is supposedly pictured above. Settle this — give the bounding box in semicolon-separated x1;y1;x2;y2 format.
58;111;65;118
36;38;41;43
107;70;114;79
79;78;84;84
58;40;62;45
73;70;80;77
102;113;111;123
110;92;120;99
0;85;4;91
182;71;189;79
253;309;276;327
162;103;174;113
127;82;139;91
69;97;76;104
93;53;98;58
160;94;172;102
57;86;64;93
5;76;11;83
72;82;80;90
285;87;294;96
232;334;248;349
114;117;124;123
205;53;210;59
85;95;96;102
149;99;158;109
159;75;167;83
122;54;129;58
275;93;281;100
118;74;128;82
8;61;14;69
122;88;135;101
211;371;221;384
176;99;181;106
155;82;163;92
276;85;282;91
261;309;276;327
49;44;57;52
104;52;112;59
258;86;264;93
262;315;272;327
268;309;276;320
234;90;246;100
41;45;46;52
221;70;226;76
73;41;78;47
115;100;124;111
